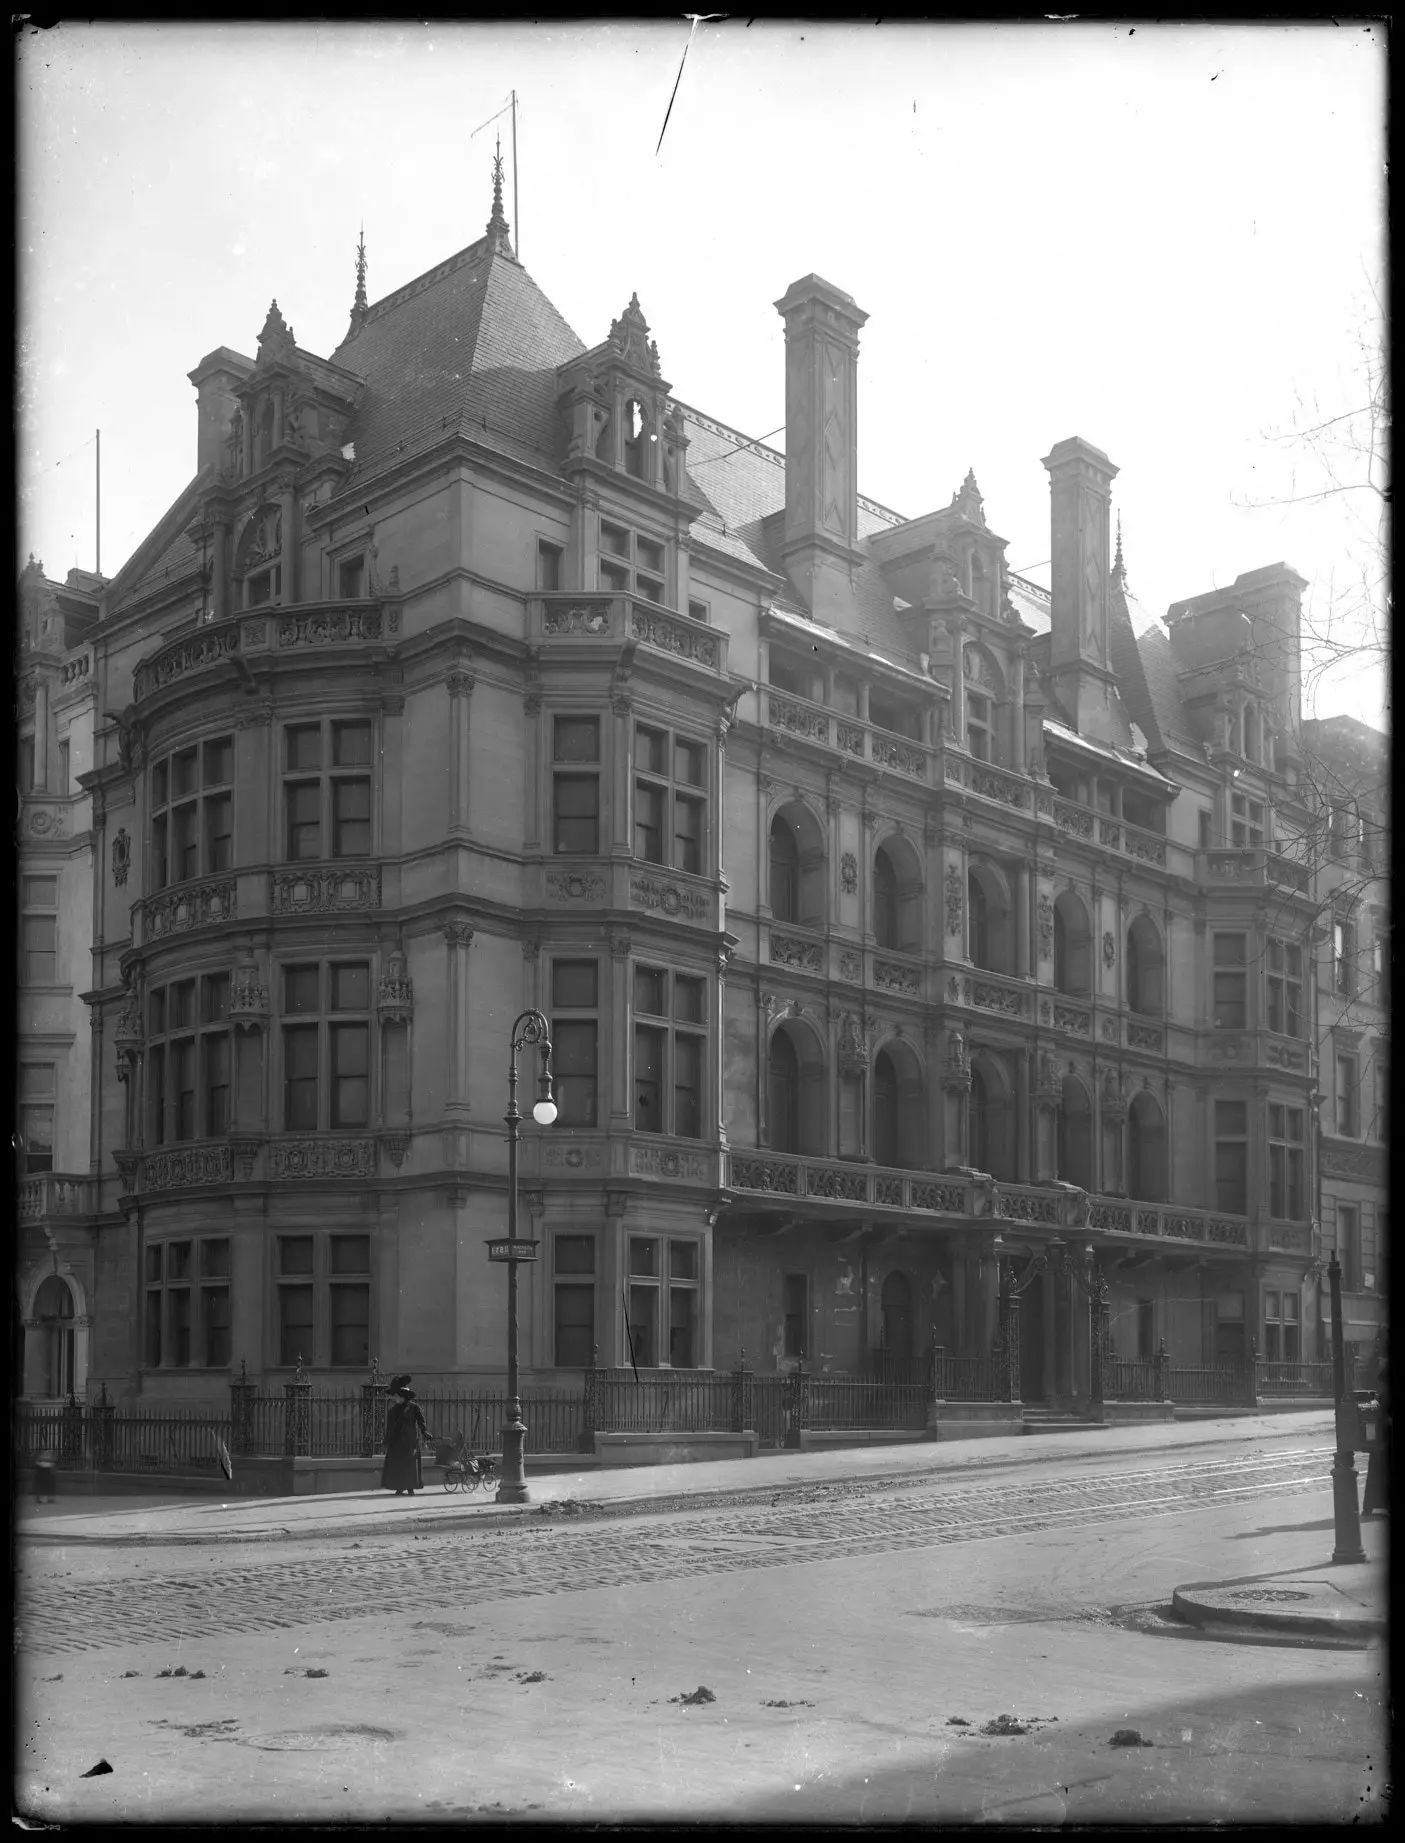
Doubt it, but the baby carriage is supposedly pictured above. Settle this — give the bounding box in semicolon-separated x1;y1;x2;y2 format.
433;1419;499;1494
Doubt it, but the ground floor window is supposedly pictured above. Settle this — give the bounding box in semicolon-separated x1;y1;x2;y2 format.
274;1232;370;1368
32;1274;75;1396
554;1235;596;1367
626;1235;700;1368
783;1273;808;1359
1213;1291;1244;1366
1262;1289;1300;1362
144;1238;231;1369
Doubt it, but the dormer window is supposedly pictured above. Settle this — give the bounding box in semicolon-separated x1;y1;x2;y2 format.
1243;703;1259;763
337;555;366;600
962;644;1004;763
966;693;991;760
1230;792;1265;847
624;399;647;479
599;521;666;604
237;506;283;612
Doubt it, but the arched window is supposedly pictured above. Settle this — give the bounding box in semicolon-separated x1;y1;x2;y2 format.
33;1274;75;1399
1057;1075;1093;1190
623;399;646;479
963;644;1006;764
873;849;899;949
1126;915;1165;1018
873;1049;900;1167
768;1028;799;1153
769;816;800;923
1127;1091;1167;1203
235;506;282;610
969;1056;1014;1181
969;873;988;967
1053;892;1091;995
967;861;1014;975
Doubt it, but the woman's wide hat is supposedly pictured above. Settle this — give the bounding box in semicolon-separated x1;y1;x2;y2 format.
387;1373;412;1393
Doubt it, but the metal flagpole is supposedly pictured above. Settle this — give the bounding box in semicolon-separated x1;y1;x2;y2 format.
511;89;519;258
95;430;101;575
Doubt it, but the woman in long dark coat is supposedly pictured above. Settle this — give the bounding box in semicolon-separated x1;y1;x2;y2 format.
1362;1355;1388;1518
381;1383;429;1496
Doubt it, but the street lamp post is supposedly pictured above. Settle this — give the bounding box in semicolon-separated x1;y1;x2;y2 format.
1328;1249;1365;1563
496;1009;557;1505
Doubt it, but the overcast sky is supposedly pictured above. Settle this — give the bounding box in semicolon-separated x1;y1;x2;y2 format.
17;19;1387;725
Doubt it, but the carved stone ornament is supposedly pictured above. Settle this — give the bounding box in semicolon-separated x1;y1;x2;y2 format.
1102;930;1117;969
547;871;606;903
1037;893;1054;962
839;950;862;984
837;1012;872;1074
377;948;414;1022
944;1030;970;1079
840;852;858;897
443;921;475;947
110;827;131;887
945;865;964;936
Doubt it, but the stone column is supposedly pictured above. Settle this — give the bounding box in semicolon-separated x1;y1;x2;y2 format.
1010;639;1026;772
1015;1048;1032;1183
277;477;298;604
446;670;474;836
609;934;632;1124
1015;865;1031;979
443;923;473;1118
212;516;232;623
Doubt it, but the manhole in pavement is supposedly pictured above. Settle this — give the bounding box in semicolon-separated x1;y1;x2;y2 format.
1226;1589;1314;1603
243;1725;397;1753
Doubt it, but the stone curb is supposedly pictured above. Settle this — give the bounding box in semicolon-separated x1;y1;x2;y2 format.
1170;1579;1386;1642
18;1414;1335;1551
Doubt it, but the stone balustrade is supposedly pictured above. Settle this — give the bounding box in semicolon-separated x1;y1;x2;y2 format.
18;1172;98;1220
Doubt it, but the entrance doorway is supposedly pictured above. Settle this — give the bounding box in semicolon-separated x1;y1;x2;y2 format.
1019;1269;1046;1402
878;1270;914;1381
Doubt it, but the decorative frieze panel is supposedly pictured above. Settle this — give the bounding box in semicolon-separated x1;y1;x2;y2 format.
768;695;829;741
543;602;612;636
1054;800;1094;840
1127;1022;1164;1051
142;879;237;940
909;1179;969;1213
144;1144;233;1191
628;1144;712;1182
270;1138;378;1180
1206;1217;1250;1246
547;870;606;903
838;950;862;983
630;604;721;670
769;931;824;973
1052;1003;1092;1035
541;1144;604;1171
1037;893;1053;961
975;980;1025;1017
806;1165;868;1202
1264;1221;1312;1254
997;1189;1061;1225
944;866;964;936
873;958;921;996
1263;1040;1306;1071
729;1153;800;1195
1124;829;1166;867
870;735;927;778
968;765;1030;809
840;852;858;896
276;606;398;647
1088;1200;1133;1233
270;866;382;914
835;721;866;758
133;622;240;703
1320;1143;1386;1183
629;875;710;921
21;801;71;839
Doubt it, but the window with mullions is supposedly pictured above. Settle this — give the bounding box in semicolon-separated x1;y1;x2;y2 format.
552;717;600;855
634;724;706;875
1266;938;1303;1037
1212;934;1247;1029
551;960;599;1128
1230;792;1265;847
1214;1100;1248;1215
147;972;231;1144
626;1235;700;1369
1268;1103;1305;1220
633;966;706;1138
1329;800;1362;862
143;1237;231;1369
20;875;57;984
1262;1289;1300;1363
599;519;667;604
274;1233;371;1368
1333;916;1356;997
282;719;373;862
784;1273;808;1360
280;962;372;1131
18;1063;55;1174
1336;1055;1359;1138
553;1235;595;1367
151;737;233;890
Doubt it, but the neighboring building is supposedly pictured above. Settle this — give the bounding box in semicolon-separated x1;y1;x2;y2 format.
18;167;1386;1410
16;560;103;1399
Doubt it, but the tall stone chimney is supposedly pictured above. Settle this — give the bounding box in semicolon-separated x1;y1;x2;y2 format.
1042;435;1120;742
774;275;868;625
188;347;253;480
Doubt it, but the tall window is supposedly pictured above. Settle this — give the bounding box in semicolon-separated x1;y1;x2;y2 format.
1214;1100;1248;1214
274;1232;370;1368
19;735;36;793
151;737;234;889
769;816;800;922
1230;792;1265;847
33;1275;75;1397
537;540;563;592
1336;1055;1359;1138
56;739;70;796
1329;800;1361;861
626;1235;700;1369
1212;934;1246;1029
148;972;231;1144
966;690;992;761
551;959;599;1127
634;965;706;1138
283;720;372;862
553;1235;595;1367
873;848;899;950
552;717;600;854
767;1028;800;1153
1268;1103;1305;1219
1370;918;1389;1008
144;1236;231;1369
783;1273;808;1359
1337;1204;1361;1292
18;1063;55;1174
280;961;372;1132
1137;1299;1155;1362
599;519;666;603
634;724;706;874
1198;810;1213;849
1262;1290;1300;1363
1333;916;1356;996
20;875;58;983
1265;938;1303;1037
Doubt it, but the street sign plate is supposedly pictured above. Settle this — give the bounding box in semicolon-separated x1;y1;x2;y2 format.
486;1238;540;1262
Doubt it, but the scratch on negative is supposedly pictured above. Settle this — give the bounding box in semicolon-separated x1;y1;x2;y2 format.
657;14;725;156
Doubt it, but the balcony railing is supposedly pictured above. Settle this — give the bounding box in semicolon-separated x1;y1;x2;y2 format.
763;689;933;782
532;593;729;675
18;1171;97;1221
1201;848;1312;894
131;601;402;704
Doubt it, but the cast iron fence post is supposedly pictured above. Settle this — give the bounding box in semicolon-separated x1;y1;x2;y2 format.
1154;1337;1170;1404
730;1348;753;1434
230;1357;257;1457
60;1391;85;1467
580;1345;600;1453
1088;1269;1108;1418
997;1260;1021;1403
1245;1338;1262;1410
284;1356;311;1457
783;1362;808;1448
92;1381;115;1472
361;1357;387;1457
1328;1250;1365;1563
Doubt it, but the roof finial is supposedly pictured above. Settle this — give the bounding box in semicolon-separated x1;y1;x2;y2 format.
347;224;369;338
485;134;514;256
1113;513;1125;585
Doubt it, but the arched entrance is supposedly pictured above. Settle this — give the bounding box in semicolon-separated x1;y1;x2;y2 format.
31;1274;76;1400
1019;1266;1046;1403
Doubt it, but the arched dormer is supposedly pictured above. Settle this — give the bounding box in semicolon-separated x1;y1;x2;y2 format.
962;642;1006;764
558;295;697;508
235;505;283;609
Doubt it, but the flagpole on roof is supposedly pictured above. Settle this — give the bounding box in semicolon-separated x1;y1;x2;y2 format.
511;90;519;260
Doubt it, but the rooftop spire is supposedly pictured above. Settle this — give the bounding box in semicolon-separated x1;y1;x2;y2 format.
347;224;369;338
485;135;514;257
1112;512;1126;585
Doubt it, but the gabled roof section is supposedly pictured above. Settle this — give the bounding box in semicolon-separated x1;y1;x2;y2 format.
329;236;586;488
103;471;210;617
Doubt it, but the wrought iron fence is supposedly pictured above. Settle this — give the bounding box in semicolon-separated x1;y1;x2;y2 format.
583;1368;737;1436
781;1367;928;1436
1105;1356;1161;1402
16;1401;233;1474
1256;1360;1337;1396
1166;1365;1256;1407
418;1391;587;1456
928;1349;1002;1402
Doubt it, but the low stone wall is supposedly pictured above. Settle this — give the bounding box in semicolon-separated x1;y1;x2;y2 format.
926;1402;1025;1441
796;1429;932;1451
592;1430;759;1466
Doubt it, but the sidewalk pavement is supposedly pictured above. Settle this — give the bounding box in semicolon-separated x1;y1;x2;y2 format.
1172;1535;1388;1644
